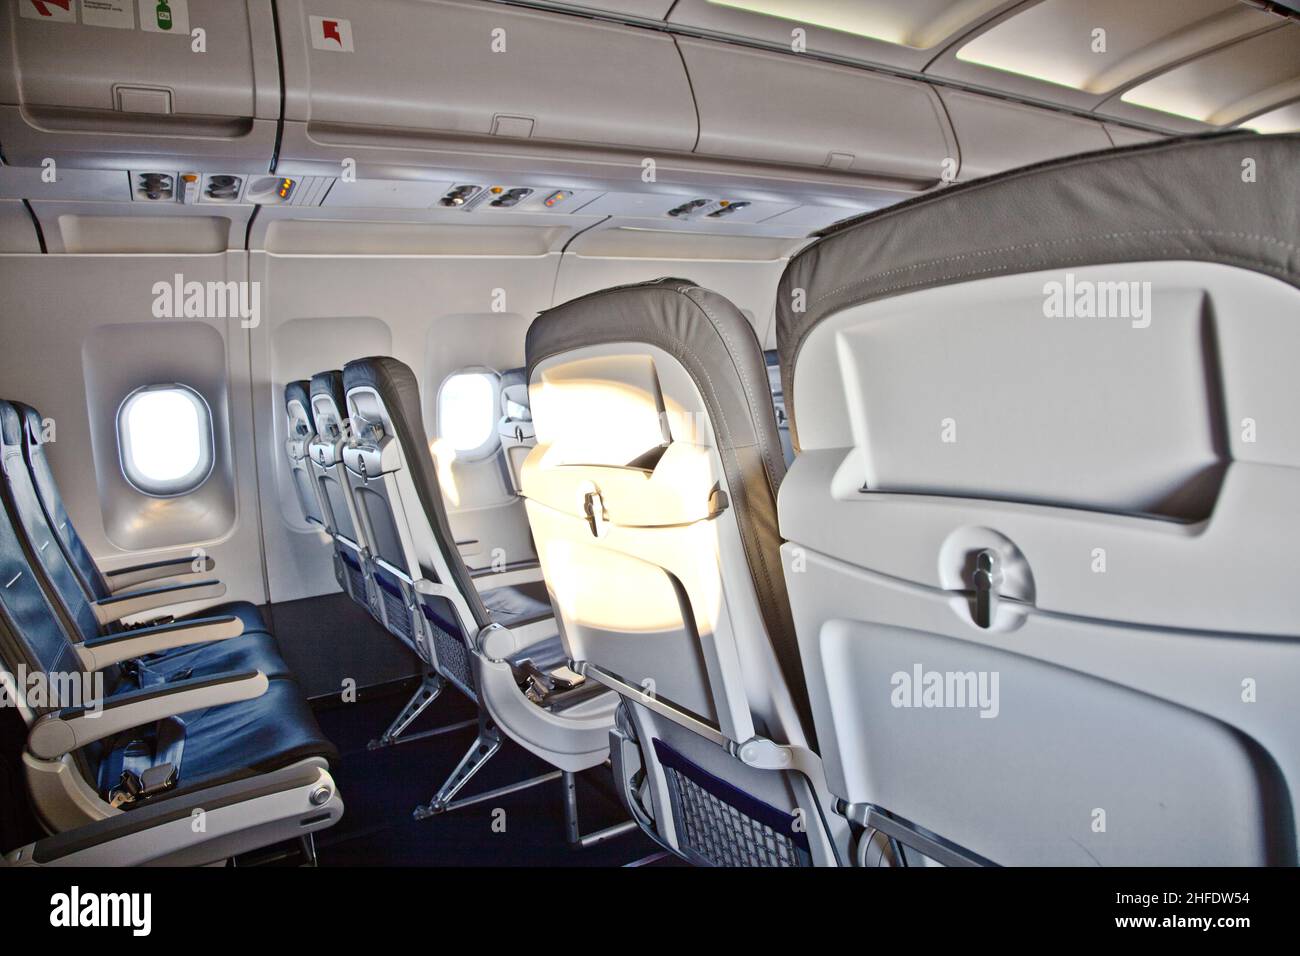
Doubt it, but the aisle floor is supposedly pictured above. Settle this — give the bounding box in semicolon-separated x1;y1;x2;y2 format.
304;684;673;867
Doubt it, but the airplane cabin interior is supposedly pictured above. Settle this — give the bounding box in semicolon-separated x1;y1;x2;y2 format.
0;0;1297;903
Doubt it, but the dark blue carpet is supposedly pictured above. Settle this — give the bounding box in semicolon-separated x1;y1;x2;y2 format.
305;684;670;867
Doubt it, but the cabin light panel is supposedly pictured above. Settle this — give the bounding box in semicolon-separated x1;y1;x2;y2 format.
1243;102;1300;134
1118;25;1300;125
955;0;1279;95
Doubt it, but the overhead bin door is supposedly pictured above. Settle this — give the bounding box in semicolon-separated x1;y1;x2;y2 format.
677;38;956;186
938;89;1114;180
275;0;698;177
0;0;279;172
667;0;1014;73
553;1;675;16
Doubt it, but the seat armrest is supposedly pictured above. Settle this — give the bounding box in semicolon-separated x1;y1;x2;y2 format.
76;614;245;670
5;763;331;867
104;555;216;594
471;563;544;589
27;670;268;760
91;580;228;625
478;623;524;660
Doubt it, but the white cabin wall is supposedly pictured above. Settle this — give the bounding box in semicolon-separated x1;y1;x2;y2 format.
0;252;269;612
0;244;795;612
251;251;561;603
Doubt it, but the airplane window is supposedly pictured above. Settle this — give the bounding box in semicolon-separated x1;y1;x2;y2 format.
116;384;215;497
437;369;500;460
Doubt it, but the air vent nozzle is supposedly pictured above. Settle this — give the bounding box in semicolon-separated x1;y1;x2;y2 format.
488;186;533;208
667;198;711;218
134;172;175;201
439;184;482;207
203;174;243;203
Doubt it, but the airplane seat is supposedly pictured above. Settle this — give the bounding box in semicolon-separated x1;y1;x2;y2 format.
521;278;848;866
310;368;457;752
283;380;328;532
0;431;341;862
775;131;1300;866
305;371;379;618
340;356;617;808
496;367;536;495
14;402;267;636
763;351;794;466
1;402;286;682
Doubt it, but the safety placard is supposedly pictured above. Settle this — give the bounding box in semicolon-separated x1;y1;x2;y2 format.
20;1;76;22
138;0;189;34
310;15;355;52
81;1;135;29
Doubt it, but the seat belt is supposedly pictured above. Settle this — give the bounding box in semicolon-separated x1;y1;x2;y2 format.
120;657;193;688
108;716;186;807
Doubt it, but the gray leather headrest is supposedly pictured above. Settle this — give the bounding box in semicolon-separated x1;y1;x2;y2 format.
777;130;1300;450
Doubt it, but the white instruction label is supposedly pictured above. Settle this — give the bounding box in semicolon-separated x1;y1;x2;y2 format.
310;15;354;52
81;0;135;29
20;1;76;22
138;0;189;34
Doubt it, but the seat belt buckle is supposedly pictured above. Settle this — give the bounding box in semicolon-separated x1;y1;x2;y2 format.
111;762;178;807
123;614;176;631
518;660;580;703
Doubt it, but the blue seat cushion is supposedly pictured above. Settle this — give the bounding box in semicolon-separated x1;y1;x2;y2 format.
97;678;337;798
481;581;553;630
138;629;291;684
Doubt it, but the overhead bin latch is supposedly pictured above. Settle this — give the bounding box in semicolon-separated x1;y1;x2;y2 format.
583;489;608;539
972;549;1002;629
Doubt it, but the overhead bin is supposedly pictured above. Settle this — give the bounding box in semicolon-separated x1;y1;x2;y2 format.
668;0;1014;73
938;89;1114;181
556;0;675;17
275;0;698;179
0;0;279;173
676;38;956;186
0;201;40;252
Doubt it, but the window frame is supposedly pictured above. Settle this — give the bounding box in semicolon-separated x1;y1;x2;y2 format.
115;383;216;498
435;366;502;462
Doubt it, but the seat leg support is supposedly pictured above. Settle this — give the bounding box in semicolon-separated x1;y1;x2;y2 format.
561;770;640;849
299;833;319;868
413;716;505;819
409;725;636;849
368;673;445;750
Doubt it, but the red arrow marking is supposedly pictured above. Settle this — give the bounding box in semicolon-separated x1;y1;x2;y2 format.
322;19;342;45
31;0;73;15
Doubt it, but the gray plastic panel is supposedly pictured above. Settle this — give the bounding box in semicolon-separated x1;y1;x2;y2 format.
781;262;1300;865
0;0;279;171
667;0;1018;72
939;89;1114;180
0;200;40;252
276;0;698;169
678;37;955;184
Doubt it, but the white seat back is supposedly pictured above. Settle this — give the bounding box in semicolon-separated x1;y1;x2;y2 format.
496;367;536;495
523;278;846;866
283;380;327;531
777;131;1300;866
306;370;376;616
342;356;616;773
